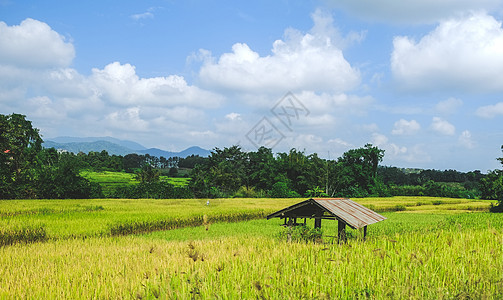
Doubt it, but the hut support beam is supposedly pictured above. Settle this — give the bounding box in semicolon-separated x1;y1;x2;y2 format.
338;221;347;243
314;218;321;229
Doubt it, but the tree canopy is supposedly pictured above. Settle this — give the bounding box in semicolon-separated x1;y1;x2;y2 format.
0;113;101;199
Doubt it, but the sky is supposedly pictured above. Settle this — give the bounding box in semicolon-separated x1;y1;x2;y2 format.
1;0;503;172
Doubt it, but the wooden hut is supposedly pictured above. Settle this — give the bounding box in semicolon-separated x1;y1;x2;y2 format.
267;198;386;242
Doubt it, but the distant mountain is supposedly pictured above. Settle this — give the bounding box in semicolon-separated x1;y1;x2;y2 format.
46;136;147;151
138;148;176;158
43;137;211;158
138;146;211;158
178;146;211;157
43;140;137;156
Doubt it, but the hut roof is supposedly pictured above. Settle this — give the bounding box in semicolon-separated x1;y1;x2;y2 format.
266;198;386;229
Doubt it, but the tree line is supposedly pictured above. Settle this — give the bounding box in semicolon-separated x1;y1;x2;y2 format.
1;113;502;205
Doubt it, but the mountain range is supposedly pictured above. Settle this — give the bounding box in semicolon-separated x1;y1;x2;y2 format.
43;137;211;158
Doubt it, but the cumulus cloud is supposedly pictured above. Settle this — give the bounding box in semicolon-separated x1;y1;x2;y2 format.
91;62;223;107
325;0;501;23
371;133;389;146
431;117;456;135
105;107;149;132
476;102;503;118
0;18;74;69
371;133;431;164
198;9;360;93
458;130;476;148
327;138;352;148
391;119;421;135
26;96;65;120
435;97;463;114
294;91;374;116
392;12;503;92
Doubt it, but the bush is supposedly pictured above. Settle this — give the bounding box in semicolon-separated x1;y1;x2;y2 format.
279;224;323;243
394;204;407;211
233;186;257;198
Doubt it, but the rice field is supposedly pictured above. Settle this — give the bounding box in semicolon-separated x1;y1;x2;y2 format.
80;171;191;196
0;197;501;299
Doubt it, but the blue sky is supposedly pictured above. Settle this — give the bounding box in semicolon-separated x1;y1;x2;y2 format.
1;0;503;172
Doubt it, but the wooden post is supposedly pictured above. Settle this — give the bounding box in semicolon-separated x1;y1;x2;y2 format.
314;218;321;229
363;225;367;240
287;217;292;242
338;221;346;244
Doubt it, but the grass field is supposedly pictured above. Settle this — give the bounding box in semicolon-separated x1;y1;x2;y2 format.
0;197;501;299
80;171;191;196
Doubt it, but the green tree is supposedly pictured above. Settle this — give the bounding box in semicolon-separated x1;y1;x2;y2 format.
0;113;43;198
36;155;102;199
332;144;385;197
481;145;503;211
135;164;160;184
247;147;277;191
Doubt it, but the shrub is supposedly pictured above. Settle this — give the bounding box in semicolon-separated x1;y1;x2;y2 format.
233;186;257;198
269;182;297;198
394;204;407;211
279;224;323;243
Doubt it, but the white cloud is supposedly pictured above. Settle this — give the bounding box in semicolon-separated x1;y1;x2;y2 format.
131;12;154;21
161;107;206;123
26;96;65;120
435;97;463;114
431;117;456;135
326;0;501;23
458;130;476;148
295;91;373;116
476;102;503;118
0;18;74;69
91;62;223;107
131;7;158;21
371;132;431;164
327;138;352;148
392;12;503;92
371;133;388;146
105;107;149;132
225;112;241;121
198;10;360;93
391;119;421;135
